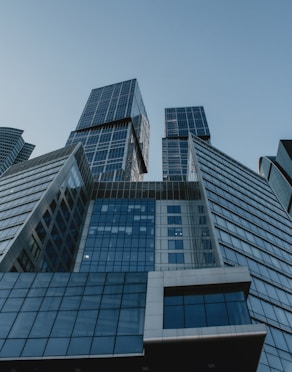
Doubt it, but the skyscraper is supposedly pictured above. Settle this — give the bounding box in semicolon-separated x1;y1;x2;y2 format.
0;143;92;272
0;81;290;371
188;134;292;371
259;139;292;218
0;127;35;176
162;106;209;181
66;79;149;182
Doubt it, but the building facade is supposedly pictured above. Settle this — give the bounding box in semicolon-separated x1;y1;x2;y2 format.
0;127;35;176
162;106;209;181
188;134;292;371
259;139;292;218
0;143;92;272
0;80;290;371
66;79;149;182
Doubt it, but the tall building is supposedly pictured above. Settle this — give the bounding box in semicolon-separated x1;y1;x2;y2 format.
188;134;292;372
162;106;209;181
259;139;292;218
0;81;290;371
66;79;149;182
0;127;35;176
0;143;92;272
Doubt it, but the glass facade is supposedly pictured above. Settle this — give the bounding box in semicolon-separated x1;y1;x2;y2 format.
162;107;210;181
259;140;292;218
164;289;250;329
0;272;147;359
188;135;292;371
0;81;289;370
66;79;150;182
0;144;92;272
79;199;155;272
0;127;35;176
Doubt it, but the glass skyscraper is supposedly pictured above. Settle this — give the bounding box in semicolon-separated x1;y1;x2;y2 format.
259;139;292;218
66;79;149;182
162;106;209;181
0;80;290;371
0;127;35;176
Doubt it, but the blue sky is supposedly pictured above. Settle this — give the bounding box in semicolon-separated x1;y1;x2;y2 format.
0;0;291;180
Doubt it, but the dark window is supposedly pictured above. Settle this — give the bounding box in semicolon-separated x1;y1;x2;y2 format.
167;206;181;214
168;240;184;250
168;216;182;225
164;290;250;329
168;253;184;264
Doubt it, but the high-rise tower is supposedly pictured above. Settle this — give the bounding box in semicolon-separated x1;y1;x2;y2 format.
66;79;150;182
0;83;290;371
162;106;209;181
259;139;292;218
0;127;35;176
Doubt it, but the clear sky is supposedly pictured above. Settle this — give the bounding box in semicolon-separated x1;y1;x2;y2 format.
0;0;291;180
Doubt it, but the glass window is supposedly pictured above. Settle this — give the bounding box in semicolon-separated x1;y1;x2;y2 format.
164;305;184;328
115;335;143;354
168;227;183;236
168;240;183;249
67;337;92;355
95;309;119;336
22;338;47;357
91;336;115;355
51;311;77;337
167;206;181;213
167;216;182;225
168;253;184;264
44;337;70;356
164;289;250;329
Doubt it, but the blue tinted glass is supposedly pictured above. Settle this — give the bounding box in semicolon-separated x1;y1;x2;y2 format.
167;206;181;213
184;295;204;304
205;293;225;303
115;335;143;354
44;338;70;356
164;305;184;328
67;337;92;355
118;308;145;334
0;312;17;338
206;302;228;326
21;296;42;311
30;311;57;337
51;311;77;337
226;302;251;325
0;339;25;357
224;291;245;301
164;296;183;306
95;309;119;335
122;293;146;308
91;336;115;355
72;310;99;336
185;304;206;328
9;312;37;338
22;338;47;357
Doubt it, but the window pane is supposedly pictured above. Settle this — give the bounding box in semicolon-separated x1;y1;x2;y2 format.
185;304;206;328
206;302;228;326
164;305;183;328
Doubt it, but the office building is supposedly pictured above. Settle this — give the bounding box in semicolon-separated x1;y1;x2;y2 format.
259;139;292;218
0;127;35;176
188;134;292;371
162;106;209;181
66;79;149;182
0;80;290;371
0;143;92;272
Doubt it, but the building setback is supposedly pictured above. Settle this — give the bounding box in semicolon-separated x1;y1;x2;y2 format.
66;79;149;182
0;79;290;371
